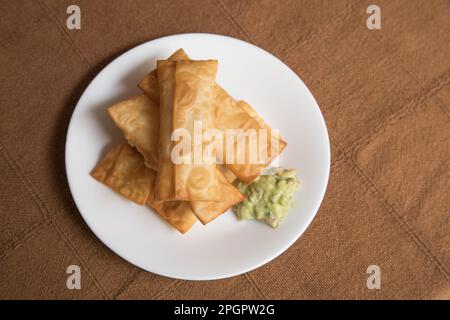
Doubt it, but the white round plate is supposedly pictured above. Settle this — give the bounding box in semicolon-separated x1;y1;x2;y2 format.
66;33;330;280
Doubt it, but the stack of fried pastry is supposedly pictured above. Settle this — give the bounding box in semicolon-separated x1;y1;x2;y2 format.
91;49;286;234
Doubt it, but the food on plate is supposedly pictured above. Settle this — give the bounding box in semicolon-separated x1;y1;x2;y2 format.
138;49;189;102
92;48;295;233
139;50;287;184
215;94;287;183
147;196;197;234
91;143;154;205
91;142;241;232
233;168;299;228
107;95;160;171
91;142;197;233
190;171;244;224
155;59;220;201
107;93;243;225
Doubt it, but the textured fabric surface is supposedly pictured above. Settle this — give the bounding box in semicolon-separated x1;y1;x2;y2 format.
0;0;449;299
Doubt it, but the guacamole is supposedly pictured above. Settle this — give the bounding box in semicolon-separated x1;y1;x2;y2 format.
233;168;299;228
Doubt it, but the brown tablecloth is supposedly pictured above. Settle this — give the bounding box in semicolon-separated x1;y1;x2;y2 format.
0;0;449;299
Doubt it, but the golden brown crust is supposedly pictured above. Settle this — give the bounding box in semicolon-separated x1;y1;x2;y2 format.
90;142;154;205
154;60;177;200
106;104;242;225
138;49;189;104
138;49;286;184
190;169;244;225
107;95;160;171
155;59;221;201
92;48;287;231
173;59;220;201
91;142;197;233
146;196;197;234
90;143;123;182
217;98;287;183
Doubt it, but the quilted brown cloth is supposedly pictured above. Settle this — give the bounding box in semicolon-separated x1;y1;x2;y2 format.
0;0;449;299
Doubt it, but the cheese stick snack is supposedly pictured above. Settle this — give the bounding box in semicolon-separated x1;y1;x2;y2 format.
156;59;220;201
138;49;188;103
189;171;243;224
107;95;236;182
139;49;235;182
139;49;286;184
215;90;287;183
91;142;197;234
107;95;160;171
91;143;153;205
107;96;243;224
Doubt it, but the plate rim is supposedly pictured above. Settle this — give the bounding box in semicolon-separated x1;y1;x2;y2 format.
65;32;331;280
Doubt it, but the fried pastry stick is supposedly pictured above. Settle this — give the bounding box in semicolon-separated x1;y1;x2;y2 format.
91;142;197;234
107;95;160;171
156;59;220;201
107;98;243;225
138;49;287;183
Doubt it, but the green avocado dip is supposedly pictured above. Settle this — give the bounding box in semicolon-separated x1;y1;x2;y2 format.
233;168;299;228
